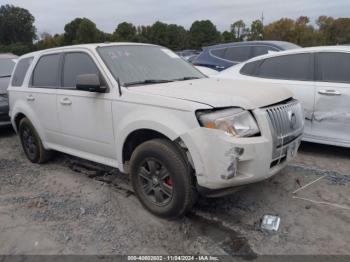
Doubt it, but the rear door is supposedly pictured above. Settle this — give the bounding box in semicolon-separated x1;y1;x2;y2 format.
27;53;61;142
56;51;116;162
313;52;350;145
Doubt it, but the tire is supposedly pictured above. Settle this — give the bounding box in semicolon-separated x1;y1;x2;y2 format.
19;117;52;164
130;138;196;219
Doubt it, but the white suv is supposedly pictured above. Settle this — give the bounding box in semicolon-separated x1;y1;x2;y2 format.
8;43;304;218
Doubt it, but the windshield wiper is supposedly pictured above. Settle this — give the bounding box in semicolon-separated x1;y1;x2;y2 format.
124;79;174;87
0;75;11;78
171;76;201;81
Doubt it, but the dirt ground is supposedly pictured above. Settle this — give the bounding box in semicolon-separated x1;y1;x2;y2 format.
0;127;349;256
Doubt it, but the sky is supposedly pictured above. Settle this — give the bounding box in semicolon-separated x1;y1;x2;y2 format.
2;0;350;35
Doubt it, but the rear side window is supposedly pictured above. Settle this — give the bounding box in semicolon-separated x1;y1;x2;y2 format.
210;48;226;59
252;46;278;57
317;52;350;83
257;53;313;81
62;52;100;88
32;54;61;87
225;46;252;62
12;57;33;87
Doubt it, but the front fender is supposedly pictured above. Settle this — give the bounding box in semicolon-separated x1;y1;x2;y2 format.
114;103;200;171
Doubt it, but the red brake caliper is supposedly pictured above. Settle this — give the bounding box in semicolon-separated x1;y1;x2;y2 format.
165;178;173;186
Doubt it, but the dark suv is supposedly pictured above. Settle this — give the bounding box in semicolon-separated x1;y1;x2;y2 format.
0;53;17;127
192;41;300;71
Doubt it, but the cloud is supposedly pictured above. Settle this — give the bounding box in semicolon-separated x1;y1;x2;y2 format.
3;0;350;34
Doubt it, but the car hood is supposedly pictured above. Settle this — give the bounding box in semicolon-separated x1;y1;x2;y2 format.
128;78;292;109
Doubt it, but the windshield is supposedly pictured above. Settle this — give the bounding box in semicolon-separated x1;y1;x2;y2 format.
0;58;16;77
97;45;205;86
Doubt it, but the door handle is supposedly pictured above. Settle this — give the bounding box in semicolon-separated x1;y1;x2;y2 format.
318;89;342;96
60;97;72;105
26;95;35;101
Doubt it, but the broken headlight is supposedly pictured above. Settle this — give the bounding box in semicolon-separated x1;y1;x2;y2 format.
197;108;260;137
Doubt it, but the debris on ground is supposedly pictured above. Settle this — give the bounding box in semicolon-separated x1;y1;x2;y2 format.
260;215;280;232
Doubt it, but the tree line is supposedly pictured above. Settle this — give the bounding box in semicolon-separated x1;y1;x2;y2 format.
1;4;350;56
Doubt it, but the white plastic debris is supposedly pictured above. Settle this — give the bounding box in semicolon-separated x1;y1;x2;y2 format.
261;215;280;231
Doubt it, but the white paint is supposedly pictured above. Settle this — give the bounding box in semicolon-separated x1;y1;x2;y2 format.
195;66;219;76
8;43;303;191
161;48;180;58
216;46;350;148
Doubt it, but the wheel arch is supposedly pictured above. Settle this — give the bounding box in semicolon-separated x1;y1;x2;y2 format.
122;128;170;164
119;126;197;177
11;103;47;148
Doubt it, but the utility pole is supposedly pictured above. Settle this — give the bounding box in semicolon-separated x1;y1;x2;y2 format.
261;12;265;40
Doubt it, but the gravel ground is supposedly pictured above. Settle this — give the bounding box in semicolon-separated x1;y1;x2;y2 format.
0;127;349;256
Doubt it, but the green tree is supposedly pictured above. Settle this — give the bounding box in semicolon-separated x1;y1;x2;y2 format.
165;24;188;50
63;18;83;44
76;18;100;43
148;21;169;46
222;31;235;42
113;22;137;41
145;21;189;50
0;42;34;55
35;32;64;50
264;18;296;43
135;25;152;43
329;18;350;45
189;20;221;49
231;20;247;41
316;15;334;45
63;18;105;44
0;4;36;45
248;19;263;40
294;16;315;46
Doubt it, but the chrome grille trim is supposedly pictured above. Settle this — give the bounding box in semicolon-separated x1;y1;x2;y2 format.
264;99;304;151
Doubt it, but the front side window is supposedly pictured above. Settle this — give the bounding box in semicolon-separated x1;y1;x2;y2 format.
257;53;313;81
98;45;205;86
0;58;16;77
240;60;262;76
317;52;350;84
32;54;60;88
12;57;33;87
62;53;100;88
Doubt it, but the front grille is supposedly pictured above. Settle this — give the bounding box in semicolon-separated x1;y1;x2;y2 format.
265;99;304;148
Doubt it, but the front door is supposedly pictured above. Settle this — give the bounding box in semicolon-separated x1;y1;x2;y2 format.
56;52;116;161
312;52;350;146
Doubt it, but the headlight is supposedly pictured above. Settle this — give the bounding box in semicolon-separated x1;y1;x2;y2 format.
197;108;260;137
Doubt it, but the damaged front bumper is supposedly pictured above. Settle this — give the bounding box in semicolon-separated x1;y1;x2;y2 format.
180;106;303;195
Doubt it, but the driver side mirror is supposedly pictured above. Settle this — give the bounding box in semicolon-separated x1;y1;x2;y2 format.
76;74;105;92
